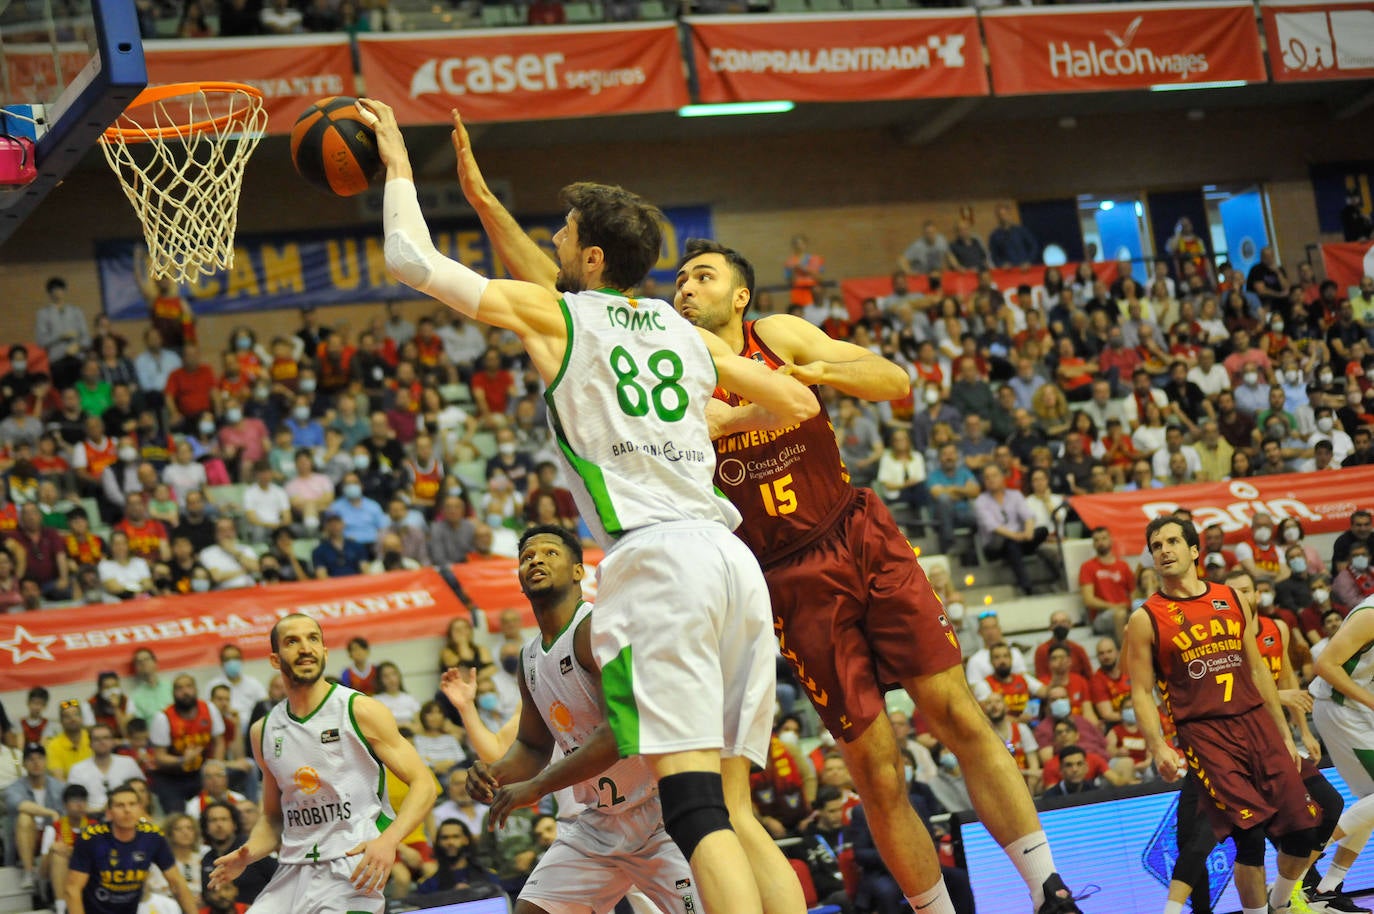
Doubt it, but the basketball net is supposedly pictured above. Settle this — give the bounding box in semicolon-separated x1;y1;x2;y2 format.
99;82;267;284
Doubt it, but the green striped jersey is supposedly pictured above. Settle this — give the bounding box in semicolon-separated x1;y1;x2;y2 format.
544;289;740;546
260;684;394;864
1313;597;1374;705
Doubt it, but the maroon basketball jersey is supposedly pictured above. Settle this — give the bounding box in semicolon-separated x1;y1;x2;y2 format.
1144;581;1262;724
712;320;856;565
1255;615;1284;684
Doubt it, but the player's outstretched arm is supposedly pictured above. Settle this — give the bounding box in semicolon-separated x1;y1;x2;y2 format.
440;666;519;763
699;329;819;429
1123;608;1182;781
348;695;439;892
360;99;565;362
449;109;558;293
1315;608;1374;711
756;313;911;401
210;720;283;887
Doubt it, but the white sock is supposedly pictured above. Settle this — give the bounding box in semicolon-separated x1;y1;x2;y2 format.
54;900;67;914
1243;906;1269;914
1006;830;1057;908
1319;860;1352;894
1270;872;1301;910
907;880;956;914
1163;901;1185;914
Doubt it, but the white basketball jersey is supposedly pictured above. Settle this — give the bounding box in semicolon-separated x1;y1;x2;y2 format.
260;684;395;864
1313;597;1374;703
544;290;740;547
524;601;655;813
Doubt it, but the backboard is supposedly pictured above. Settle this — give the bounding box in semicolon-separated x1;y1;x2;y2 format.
0;0;147;248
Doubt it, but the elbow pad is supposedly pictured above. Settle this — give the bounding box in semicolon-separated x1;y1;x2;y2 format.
383;179;489;317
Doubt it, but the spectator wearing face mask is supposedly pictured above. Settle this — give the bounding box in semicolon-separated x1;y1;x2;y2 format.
1233;512;1290;585
1333;543;1374;611
1276;542;1318;626
1296;576;1335;647
1105;697;1152;781
327;472;386;547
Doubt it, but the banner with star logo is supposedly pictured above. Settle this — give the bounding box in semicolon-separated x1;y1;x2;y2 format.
0;554;601;690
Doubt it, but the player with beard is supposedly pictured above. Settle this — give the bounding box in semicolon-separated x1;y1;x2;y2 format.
673;239;1084;914
208;614;436;913
1125;518;1322;914
367;98;817;914
465;524;699;914
438;125;1083;911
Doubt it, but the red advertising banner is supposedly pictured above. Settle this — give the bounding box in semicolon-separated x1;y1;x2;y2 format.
982;2;1266;95
1067;466;1374;555
0;553;603;691
839;261;1119;313
1262;0;1374;82
1321;240;1374;290
356;24;689;126
143;36;357;134
686;12;987;104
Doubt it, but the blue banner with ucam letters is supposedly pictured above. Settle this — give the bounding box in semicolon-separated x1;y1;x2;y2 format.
96;204;713;319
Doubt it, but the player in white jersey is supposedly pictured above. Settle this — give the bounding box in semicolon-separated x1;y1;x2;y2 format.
207;614;437;913
360;97;815;914
460;525;694;913
1310;596;1374;910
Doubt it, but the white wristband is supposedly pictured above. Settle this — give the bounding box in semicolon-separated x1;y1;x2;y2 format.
383;178;489;319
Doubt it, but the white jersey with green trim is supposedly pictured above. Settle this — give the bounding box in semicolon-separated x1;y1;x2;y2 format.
260;683;394;864
525;601;656;813
544;289;740;547
1312;596;1374;704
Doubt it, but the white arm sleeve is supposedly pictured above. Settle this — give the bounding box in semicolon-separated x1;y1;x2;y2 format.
383;178;490;318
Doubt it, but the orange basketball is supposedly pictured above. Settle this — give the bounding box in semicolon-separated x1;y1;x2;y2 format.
290;96;383;197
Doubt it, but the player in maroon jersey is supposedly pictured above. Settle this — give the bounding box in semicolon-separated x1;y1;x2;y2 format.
1125;517;1322;914
676;239;1080;914
1166;569;1357;914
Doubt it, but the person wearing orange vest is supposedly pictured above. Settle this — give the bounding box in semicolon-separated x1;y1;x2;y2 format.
149;675;224;817
984;643;1044;723
783;234;824;311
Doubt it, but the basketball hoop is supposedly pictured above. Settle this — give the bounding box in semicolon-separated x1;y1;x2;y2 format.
99;82;267;284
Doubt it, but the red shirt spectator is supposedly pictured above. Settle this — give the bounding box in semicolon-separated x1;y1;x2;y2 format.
1078;542;1133;627
470;354;515;419
1098;344;1142;380
1041;749;1110;788
1108;722;1149;766
165;349;217;420
116;516;170;564
1089;667;1131;715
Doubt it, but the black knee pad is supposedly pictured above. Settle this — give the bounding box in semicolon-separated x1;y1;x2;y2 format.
1306;774;1346;845
660;771;732;861
1278;827;1322;859
1234;826;1267;867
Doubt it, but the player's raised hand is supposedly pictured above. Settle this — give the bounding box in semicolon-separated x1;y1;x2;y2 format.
488;779;542;829
208;844;251;888
449;109;488;203
1151;743;1185;782
355;98;409;174
467;759;499;803
440;665;479;710
346;835;398;894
